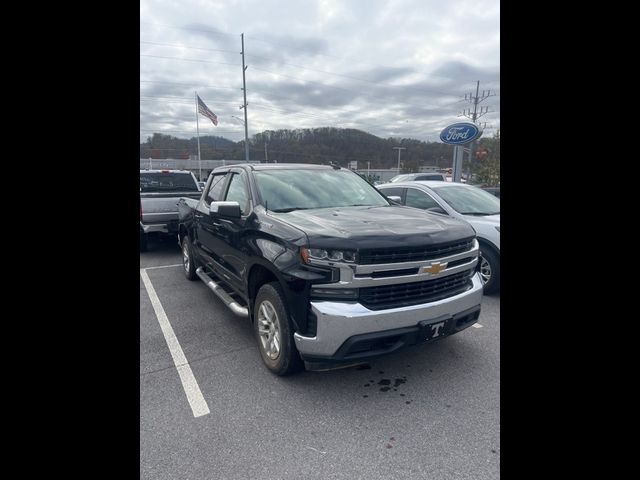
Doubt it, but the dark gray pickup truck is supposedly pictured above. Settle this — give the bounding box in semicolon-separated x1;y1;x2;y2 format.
178;163;484;375
140;169;202;251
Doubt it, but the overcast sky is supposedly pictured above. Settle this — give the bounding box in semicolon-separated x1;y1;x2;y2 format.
140;0;499;144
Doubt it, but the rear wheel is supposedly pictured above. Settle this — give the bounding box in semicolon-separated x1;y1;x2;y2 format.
254;282;303;376
182;235;197;280
140;231;147;252
479;247;500;294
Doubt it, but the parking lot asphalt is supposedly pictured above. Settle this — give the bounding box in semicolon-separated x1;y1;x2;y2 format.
140;236;500;480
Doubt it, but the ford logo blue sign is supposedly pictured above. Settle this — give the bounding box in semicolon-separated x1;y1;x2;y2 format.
439;122;482;145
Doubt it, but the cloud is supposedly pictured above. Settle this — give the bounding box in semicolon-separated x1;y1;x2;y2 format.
140;0;500;143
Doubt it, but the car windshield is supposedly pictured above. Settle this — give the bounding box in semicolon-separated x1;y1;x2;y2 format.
431;185;500;215
254;169;389;212
140;172;199;192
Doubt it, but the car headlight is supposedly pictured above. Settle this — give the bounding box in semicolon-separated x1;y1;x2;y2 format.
310;287;359;300
300;247;356;264
495;226;500;232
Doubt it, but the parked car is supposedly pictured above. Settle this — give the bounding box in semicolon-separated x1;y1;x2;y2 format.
140;169;201;251
178;164;484;375
388;172;447;183
378;181;500;294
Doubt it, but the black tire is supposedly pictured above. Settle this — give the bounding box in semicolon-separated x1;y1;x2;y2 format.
181;235;198;280
254;282;303;376
479;247;500;294
140;231;147;252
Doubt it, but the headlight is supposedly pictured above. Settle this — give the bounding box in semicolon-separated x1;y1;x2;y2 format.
495;226;500;232
300;247;356;264
310;287;359;300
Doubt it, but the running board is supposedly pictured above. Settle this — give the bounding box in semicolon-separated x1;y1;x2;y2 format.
195;267;248;318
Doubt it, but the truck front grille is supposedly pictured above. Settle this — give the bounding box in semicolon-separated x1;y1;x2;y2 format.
358;238;475;265
359;269;475;310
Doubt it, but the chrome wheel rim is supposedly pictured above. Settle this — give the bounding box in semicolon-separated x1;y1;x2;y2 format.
182;241;190;273
257;300;281;360
479;255;491;284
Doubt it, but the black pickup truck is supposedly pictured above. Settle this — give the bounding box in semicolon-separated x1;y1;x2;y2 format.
177;164;484;375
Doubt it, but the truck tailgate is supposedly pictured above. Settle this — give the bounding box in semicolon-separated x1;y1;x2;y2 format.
142;192;200;224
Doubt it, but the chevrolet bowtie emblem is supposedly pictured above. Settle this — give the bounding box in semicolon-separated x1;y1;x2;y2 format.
423;262;448;274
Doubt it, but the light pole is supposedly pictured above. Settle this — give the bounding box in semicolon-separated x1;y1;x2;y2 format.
393;147;406;175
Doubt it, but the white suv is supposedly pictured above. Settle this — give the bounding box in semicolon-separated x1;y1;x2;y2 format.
378;181;500;294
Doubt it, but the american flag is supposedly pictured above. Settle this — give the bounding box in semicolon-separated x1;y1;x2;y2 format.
197;95;218;126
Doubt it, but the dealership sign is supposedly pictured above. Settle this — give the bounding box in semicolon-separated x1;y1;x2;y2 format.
439;122;482;145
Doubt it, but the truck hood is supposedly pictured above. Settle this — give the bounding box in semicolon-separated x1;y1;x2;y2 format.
273;205;476;250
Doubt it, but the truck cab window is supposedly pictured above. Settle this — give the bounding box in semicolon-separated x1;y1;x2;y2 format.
224;172;250;214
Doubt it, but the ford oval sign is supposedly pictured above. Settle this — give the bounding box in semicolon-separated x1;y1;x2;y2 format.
439;122;482;145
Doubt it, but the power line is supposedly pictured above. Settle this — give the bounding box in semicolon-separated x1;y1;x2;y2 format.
244;34;499;84
140;40;238;54
139;22;498;93
140;80;240;90
141;39;486;99
140;21;238;36
250;66;463;107
140;95;239;104
245;53;454;97
140;54;238;66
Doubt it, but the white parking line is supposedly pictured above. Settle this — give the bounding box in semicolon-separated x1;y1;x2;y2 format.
143;263;183;270
140;268;210;418
472;323;483;328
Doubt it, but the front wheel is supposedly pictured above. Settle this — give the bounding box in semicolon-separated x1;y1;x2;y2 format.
254;282;303;376
479;248;500;294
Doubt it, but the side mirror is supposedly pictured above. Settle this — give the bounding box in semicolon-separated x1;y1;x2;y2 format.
209;201;241;218
387;195;402;205
427;206;447;215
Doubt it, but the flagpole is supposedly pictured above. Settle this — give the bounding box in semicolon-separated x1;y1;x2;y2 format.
195;91;202;181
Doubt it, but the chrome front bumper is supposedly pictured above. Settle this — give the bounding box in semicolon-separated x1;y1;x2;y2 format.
294;272;484;358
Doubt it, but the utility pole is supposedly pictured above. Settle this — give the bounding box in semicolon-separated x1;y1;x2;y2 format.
240;33;250;162
460;81;495;182
195;91;202;180
264;142;268;163
393;147;406;175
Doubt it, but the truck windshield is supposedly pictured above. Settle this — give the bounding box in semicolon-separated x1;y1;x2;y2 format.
254;169;389;212
140;172;199;192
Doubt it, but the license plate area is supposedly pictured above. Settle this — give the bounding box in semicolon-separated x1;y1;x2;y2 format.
418;317;453;342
